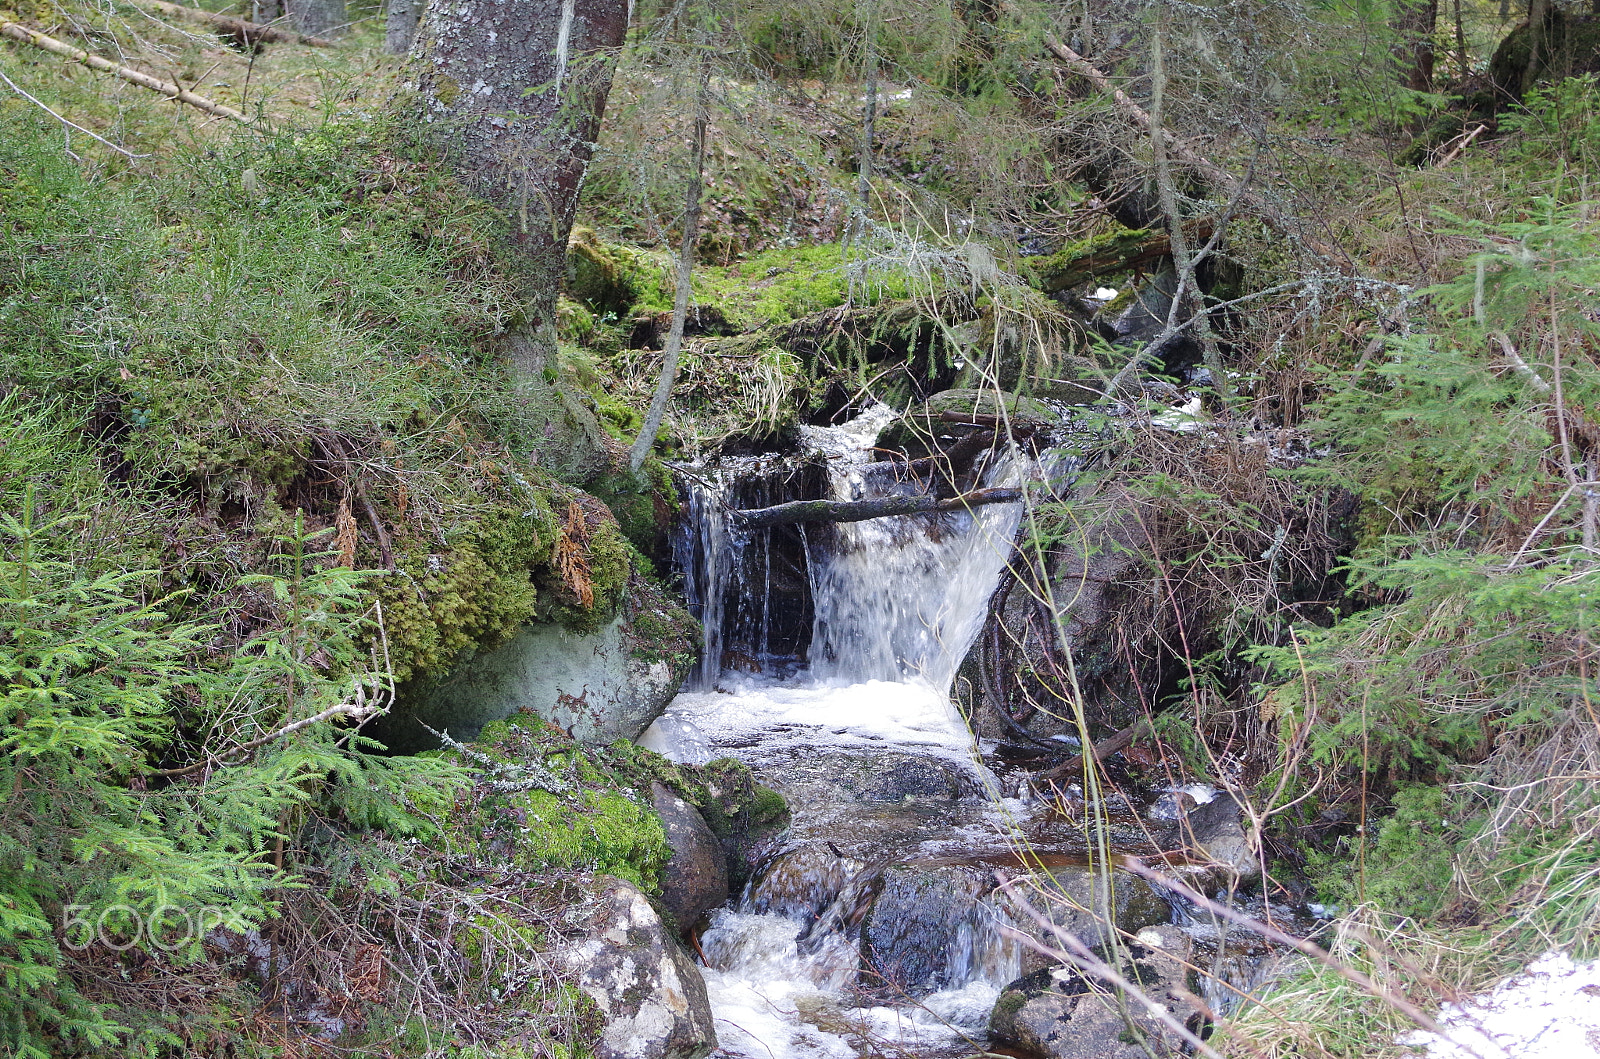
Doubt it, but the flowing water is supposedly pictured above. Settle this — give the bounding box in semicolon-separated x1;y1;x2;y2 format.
643;407;1155;1059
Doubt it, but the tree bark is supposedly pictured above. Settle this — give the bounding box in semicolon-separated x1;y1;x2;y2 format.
288;0;346;39
1393;0;1438;91
137;0;336;47
731;487;1023;529
385;0;420;53
406;0;629;373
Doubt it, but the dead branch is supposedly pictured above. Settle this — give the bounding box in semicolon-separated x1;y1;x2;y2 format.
731;486;1023;529
1036;718;1150;784
0;22;252;123
1042;32;1338;265
135;0;337;47
155;683;384;777
1121;857;1448;1037
0;62;148;159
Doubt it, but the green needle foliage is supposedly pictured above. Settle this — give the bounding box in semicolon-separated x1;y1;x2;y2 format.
0;484;467;1056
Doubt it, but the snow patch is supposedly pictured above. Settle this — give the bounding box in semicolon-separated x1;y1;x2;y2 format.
1401;951;1600;1059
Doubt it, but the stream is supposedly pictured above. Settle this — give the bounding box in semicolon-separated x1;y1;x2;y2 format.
641;406;1233;1059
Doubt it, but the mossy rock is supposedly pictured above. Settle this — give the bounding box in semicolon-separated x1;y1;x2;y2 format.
1489;11;1600;101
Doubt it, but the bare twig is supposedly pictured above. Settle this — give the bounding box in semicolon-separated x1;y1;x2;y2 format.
0;22;253;123
1492;331;1551;393
0;62;148;159
156;682;385;777
1120;857;1451;1038
995;875;1227;1059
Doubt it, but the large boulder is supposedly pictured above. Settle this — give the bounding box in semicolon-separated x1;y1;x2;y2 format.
649;783;730;933
388;579;696;749
957;479;1180;742
989;924;1200;1059
554;876;718;1059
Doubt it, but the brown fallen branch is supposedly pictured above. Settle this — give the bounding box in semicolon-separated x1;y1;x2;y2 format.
731;487;1023;529
1036;718;1150;784
136;0;337;47
0;22;252;123
1435;122;1487;167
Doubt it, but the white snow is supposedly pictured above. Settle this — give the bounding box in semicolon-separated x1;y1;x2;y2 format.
1401;951;1600;1059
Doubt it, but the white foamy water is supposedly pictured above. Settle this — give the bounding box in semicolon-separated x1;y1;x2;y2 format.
701;910;1002;1059
639;676;977;767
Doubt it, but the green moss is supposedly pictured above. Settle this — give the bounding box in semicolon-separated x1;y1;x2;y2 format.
1310;786;1458;919
381;494;560;681
1024;227;1154;292
697;242;910;331
489;787;669;890
446;718;672;891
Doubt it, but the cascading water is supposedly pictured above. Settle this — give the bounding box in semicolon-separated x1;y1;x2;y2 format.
644;405;1184;1059
642;406;1059;1059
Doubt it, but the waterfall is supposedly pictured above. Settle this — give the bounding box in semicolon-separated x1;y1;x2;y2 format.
642;405;1052;1059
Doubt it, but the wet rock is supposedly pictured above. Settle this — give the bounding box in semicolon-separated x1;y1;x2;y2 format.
555;876;718;1059
650;783;729;933
860;865;988;997
956;480;1181;740
989;925;1200;1059
1003;866;1171;976
1174;792;1260;889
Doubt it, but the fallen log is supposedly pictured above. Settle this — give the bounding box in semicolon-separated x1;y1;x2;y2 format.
0;22;252;123
1036;719;1150;784
136;0;338;47
1028;221;1213;294
731;487;1023;529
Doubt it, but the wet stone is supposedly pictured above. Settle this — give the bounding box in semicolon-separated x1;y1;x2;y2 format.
859;865;987;998
650;782;729;934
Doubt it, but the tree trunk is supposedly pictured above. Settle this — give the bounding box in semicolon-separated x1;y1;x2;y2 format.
288;0;345;39
1393;0;1438;91
1525;0;1550;92
629;61;710;476
407;0;630;374
385;0;420;53
731;488;1023;529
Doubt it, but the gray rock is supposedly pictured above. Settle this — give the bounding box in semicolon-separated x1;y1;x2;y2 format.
1001;866;1172;975
955;480;1182;742
1175;792;1260;889
555;877;718;1059
989;924;1200;1059
393;600;692;749
649;783;729;933
860;865;988;997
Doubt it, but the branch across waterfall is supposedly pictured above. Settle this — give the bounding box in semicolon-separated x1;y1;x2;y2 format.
729;487;1024;528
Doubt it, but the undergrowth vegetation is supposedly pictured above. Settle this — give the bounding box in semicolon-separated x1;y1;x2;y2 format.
2;0;1600;1052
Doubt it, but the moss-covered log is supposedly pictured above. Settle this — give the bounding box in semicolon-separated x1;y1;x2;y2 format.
1028;221;1212;294
731;487;1023;528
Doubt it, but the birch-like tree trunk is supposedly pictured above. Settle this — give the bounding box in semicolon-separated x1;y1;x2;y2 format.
407;0;629;374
